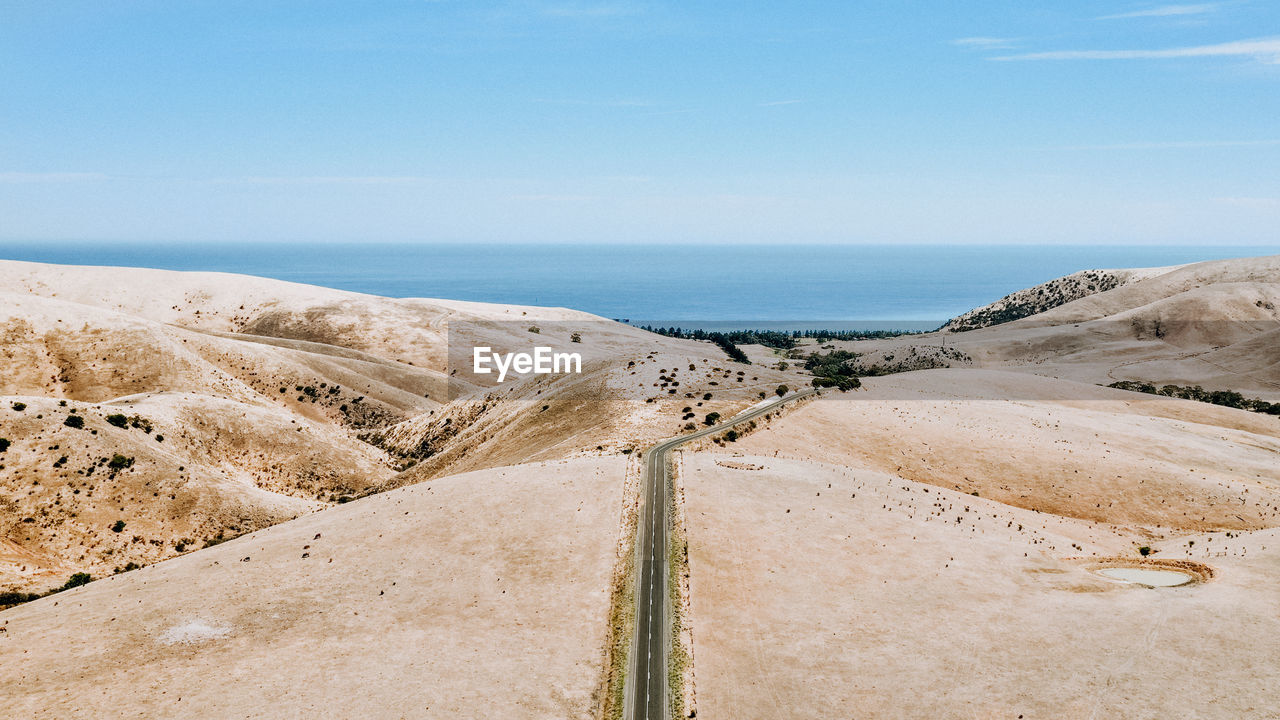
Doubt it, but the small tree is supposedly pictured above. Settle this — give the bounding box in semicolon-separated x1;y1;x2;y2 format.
704;412;720;426
1138;546;1152;557
111;520;126;533
10;402;25;411
106;413;129;428
0;438;9;452
775;384;789;397
108;454;134;471
63;415;85;429
62;572;92;590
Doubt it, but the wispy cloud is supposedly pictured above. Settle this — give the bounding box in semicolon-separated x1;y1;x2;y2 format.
532;98;654;107
759;99;803;107
952;36;1019;49
1217;196;1280;208
508;193;600;202
1054;139;1280;150
1098;3;1222;20
0;171;107;183
993;36;1280;62
221;176;435;185
640;108;697;117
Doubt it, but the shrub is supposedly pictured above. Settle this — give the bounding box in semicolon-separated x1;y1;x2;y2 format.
775;384;789;397
812;375;861;391
704;412;721;426
108;454;134;471
111;520;126;533
0;590;41;607
570;332;582;343
725;429;739;442
0;438;9;453
1138;546;1151;557
10;402;25;411
62;572;92;590
106;413;129;428
63;415;85;429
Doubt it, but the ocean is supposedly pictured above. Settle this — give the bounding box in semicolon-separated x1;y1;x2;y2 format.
0;242;1273;329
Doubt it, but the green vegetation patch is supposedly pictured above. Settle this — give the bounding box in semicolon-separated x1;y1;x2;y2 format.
1108;381;1280;416
0;572;97;611
108;454;135;471
640;325;926;349
804;350;863;391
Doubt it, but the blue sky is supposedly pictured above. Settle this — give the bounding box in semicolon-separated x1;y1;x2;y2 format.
1;1;1278;244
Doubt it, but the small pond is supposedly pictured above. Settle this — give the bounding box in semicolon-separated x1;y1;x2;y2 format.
1097;567;1194;587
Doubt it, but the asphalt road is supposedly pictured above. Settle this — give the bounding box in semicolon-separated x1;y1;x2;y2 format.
625;388;817;720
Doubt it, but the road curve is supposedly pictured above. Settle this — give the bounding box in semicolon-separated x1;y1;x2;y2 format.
624;388;817;720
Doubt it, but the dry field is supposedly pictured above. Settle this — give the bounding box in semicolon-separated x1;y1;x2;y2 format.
681;451;1280;719
0;457;627;719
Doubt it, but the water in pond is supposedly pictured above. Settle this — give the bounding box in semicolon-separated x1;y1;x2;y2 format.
1098;568;1194;587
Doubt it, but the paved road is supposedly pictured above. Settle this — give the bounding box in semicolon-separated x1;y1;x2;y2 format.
625;388;817;720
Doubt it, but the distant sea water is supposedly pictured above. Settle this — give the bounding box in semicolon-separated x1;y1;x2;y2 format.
1;242;1273;330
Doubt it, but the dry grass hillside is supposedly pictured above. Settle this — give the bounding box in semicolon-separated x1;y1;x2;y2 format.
943;265;1176;331
0;259;787;597
730;370;1280;533
685;257;1280;716
0;457;627;719
827;255;1280;398
4;253;1278;718
386;349;800;483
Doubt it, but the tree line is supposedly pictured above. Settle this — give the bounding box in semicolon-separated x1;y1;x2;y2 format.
638;325;924;350
1108;381;1280;416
